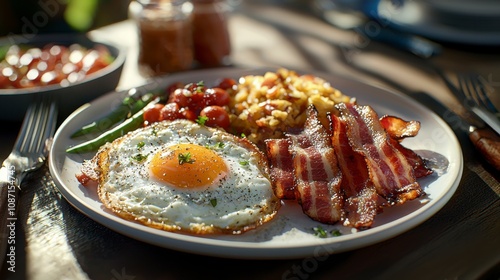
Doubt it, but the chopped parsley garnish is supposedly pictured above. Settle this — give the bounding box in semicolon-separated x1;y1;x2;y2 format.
131;153;147;162
196;115;208;126
178;152;195;165
331;230;342;237
210;198;217;207
137;141;145;149
239;160;249;166
206;142;225;150
312;226;342;238
312;226;328;238
215;142;225;149
151;127;157;136
196;81;204;92
240;133;246;138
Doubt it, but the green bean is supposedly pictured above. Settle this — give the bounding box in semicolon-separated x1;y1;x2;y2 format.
70;93;155;138
66;98;160;154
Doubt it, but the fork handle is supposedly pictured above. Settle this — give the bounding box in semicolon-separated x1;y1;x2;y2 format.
469;128;500;171
0;165;21;271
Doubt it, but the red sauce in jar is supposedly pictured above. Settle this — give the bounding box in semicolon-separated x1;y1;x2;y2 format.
191;0;231;67
138;18;193;75
134;0;194;76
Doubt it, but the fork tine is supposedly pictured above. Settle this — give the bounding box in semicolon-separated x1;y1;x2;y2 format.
30;95;57;155
15;94;57;155
458;73;476;102
30;97;51;154
474;74;499;113
25;103;45;154
14;101;39;152
43;97;58;151
459;73;499;114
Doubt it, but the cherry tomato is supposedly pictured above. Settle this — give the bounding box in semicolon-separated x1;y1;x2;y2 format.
180;107;197;121
217;78;237;91
202;88;218;106
203;88;230;107
188;90;205;111
160;102;183;121
185;82;205;93
169;88;191;107
211;87;230;106
165;82;184;96
143;104;164;126
199;106;230;130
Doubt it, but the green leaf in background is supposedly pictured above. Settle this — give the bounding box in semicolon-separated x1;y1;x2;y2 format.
64;0;99;31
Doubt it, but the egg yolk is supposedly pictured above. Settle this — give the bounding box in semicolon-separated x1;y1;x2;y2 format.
150;143;228;188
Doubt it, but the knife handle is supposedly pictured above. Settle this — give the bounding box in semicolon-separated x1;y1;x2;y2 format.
469;128;500;170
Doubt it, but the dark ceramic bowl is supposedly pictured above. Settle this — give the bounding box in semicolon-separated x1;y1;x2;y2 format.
0;33;126;121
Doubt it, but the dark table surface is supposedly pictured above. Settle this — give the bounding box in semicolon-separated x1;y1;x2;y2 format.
1;1;499;279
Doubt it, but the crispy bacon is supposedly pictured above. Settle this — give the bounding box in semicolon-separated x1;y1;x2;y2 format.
380;115;420;139
287;106;343;224
265;138;296;200
380;115;433;178
336;103;423;205
264;103;432;228
330;113;379;228
388;137;433;178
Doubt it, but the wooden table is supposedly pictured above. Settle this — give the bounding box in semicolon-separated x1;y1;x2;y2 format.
1;2;499;279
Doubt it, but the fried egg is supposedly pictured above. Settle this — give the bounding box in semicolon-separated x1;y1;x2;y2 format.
90;119;280;234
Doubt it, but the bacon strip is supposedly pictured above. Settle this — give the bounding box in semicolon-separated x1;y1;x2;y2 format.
337;103;422;204
265;138;296;200
388;138;433;178
380;115;420;139
330;113;379;228
380;115;433;178
287;106;343;224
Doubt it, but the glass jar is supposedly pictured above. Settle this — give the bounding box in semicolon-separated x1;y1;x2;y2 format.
130;0;194;76
191;0;231;67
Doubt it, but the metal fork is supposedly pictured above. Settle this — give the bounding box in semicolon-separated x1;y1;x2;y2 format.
458;72;500;115
0;94;58;269
436;68;500;136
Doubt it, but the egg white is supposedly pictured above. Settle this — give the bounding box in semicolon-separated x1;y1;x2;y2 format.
94;119;280;234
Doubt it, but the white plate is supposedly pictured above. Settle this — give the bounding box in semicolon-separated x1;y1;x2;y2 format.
371;0;500;46
49;67;463;259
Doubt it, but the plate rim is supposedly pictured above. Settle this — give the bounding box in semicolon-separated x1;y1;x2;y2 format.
48;66;463;259
373;0;500;45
